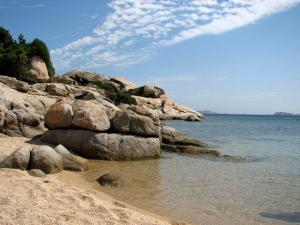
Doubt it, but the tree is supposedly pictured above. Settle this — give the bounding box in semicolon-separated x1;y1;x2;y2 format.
0;27;56;79
18;34;26;45
0;27;13;46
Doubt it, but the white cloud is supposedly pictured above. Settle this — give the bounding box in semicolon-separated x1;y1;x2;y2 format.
51;0;300;71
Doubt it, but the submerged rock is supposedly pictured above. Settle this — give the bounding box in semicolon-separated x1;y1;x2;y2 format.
42;129;161;160
30;145;63;174
161;143;220;156
0;146;31;170
97;173;123;187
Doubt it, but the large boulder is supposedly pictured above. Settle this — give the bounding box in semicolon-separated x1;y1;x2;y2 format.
28;56;49;83
129;85;165;98
30;145;63;174
112;105;160;137
110;76;137;91
72;100;110;131
0;75;29;93
0;146;31;170
42;129;161;160
63;70;109;85
54;144;85;171
44;99;73;129
0;82;56;138
46;83;69;96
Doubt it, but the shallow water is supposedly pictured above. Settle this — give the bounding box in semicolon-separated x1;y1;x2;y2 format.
82;115;300;225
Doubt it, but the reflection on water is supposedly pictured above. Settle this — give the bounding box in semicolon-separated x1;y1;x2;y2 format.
81;115;300;225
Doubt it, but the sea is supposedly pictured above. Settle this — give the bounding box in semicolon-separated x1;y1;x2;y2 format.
83;114;300;225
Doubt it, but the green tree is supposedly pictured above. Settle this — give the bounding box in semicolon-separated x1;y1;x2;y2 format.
0;27;13;46
18;34;26;45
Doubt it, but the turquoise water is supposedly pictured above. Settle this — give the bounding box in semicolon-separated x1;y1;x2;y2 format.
86;115;300;225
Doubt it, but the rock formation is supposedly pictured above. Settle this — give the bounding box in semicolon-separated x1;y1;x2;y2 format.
28;56;49;83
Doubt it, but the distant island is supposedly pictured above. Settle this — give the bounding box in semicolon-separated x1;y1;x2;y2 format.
201;110;219;115
273;112;300;116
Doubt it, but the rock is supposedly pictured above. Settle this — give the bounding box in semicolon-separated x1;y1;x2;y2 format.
97;173;123;187
63;70;109;85
46;83;69;96
0;146;31;170
50;76;77;85
30;145;63;174
28;56;49;83
44;99;73;129
0;83;55;135
28;169;46;177
134;95;204;121
128;85;165;98
161;144;220;156
161;125;185;143
54;144;85;171
110;76;137;91
72;100;110;131
30;83;48;92
0;75;29;92
42;129;161;160
112;106;160;137
96;99;120;120
185;114;201;122
222;155;246;161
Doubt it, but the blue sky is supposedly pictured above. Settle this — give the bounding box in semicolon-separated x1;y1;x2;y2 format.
1;0;300;114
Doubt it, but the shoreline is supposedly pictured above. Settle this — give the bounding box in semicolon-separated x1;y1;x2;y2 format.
0;136;188;225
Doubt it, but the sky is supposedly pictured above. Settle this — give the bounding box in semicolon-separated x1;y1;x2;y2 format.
1;0;300;114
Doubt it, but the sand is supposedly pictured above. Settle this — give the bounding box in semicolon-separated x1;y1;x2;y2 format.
0;136;174;225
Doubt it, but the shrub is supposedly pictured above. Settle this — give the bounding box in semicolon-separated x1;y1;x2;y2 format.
107;91;137;105
90;80;118;93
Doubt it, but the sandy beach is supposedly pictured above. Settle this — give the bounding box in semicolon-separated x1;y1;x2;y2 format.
0;136;180;225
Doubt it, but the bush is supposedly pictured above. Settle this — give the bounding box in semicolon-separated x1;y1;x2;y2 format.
90;80;137;105
107;91;137;105
0;26;55;79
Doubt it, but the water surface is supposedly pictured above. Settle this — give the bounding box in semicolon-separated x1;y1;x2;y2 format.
83;115;300;225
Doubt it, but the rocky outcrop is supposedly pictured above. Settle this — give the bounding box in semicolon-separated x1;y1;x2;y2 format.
42;129;161;160
0;75;29;93
28;56;49;83
0;146;31;170
161;125;220;156
30;145;63;174
45;99;73;129
111;76;137;91
112;105;160;137
63;70;109;85
50;75;77;85
134;95;204;121
0;82;55;138
129;85;165;98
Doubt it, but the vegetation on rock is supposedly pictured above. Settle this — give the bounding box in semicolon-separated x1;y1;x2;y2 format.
0;27;55;80
91;80;137;105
